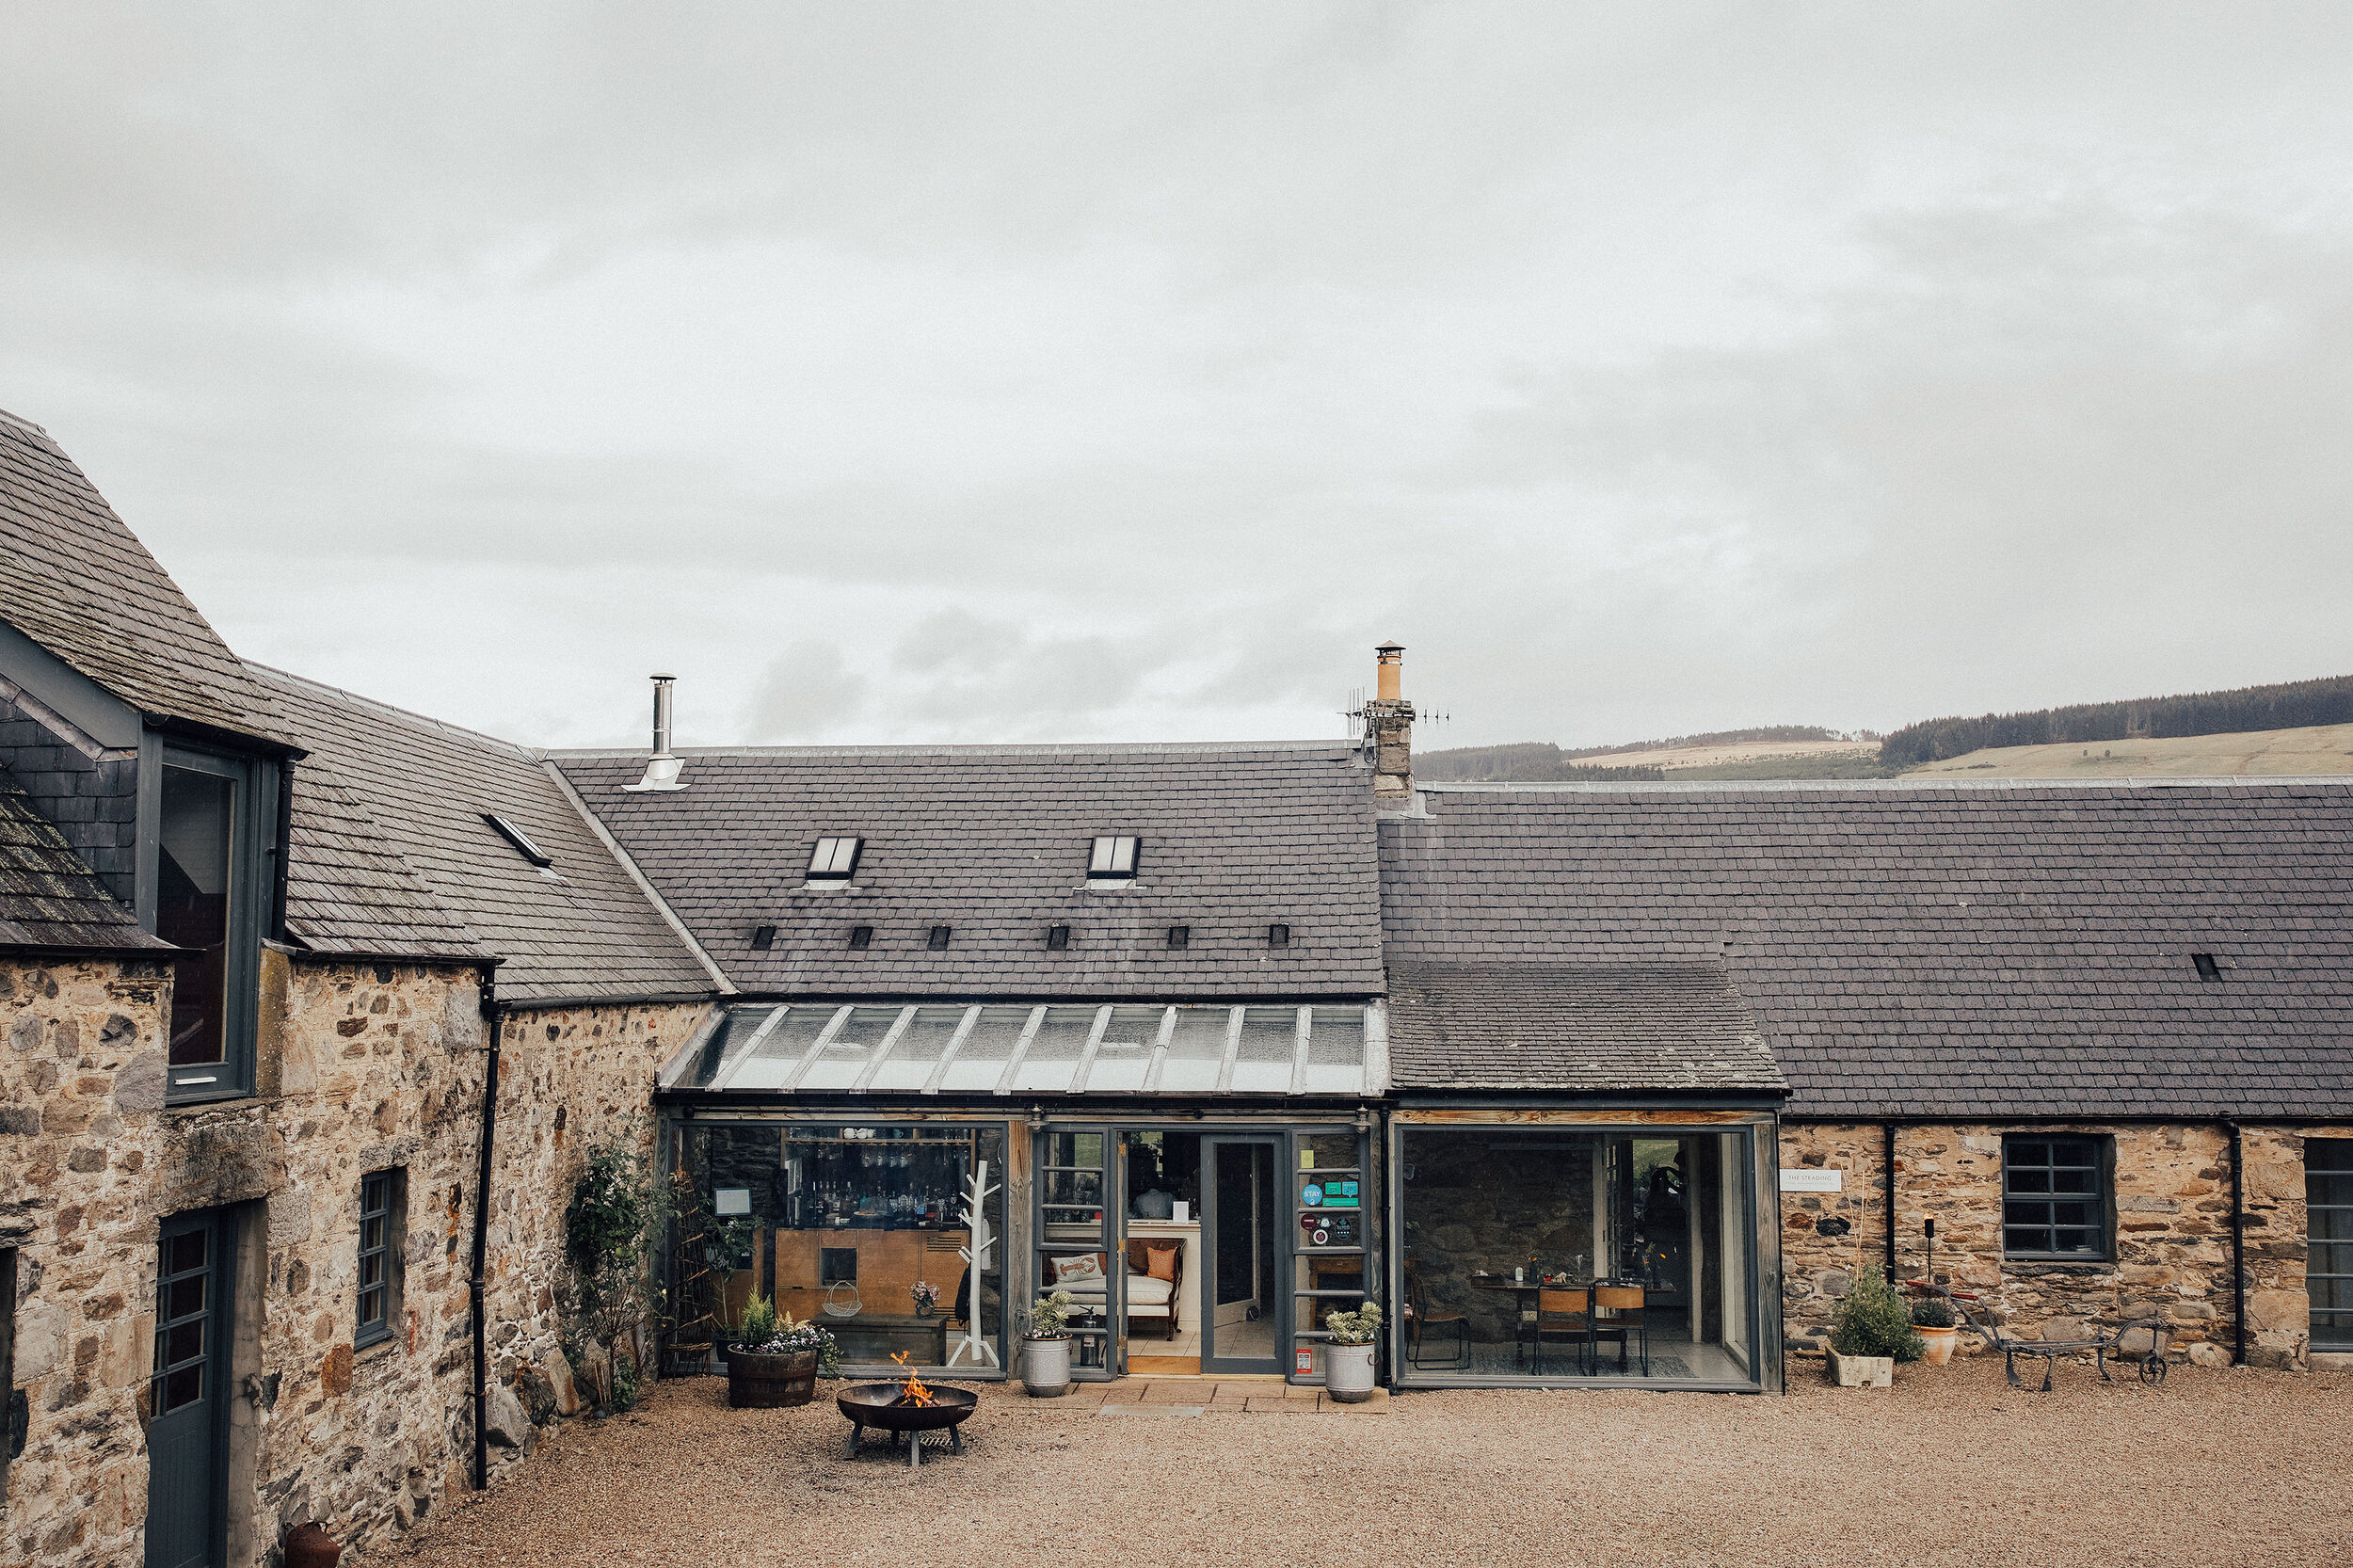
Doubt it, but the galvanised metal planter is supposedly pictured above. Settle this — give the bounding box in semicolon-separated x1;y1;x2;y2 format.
1324;1342;1377;1401
1019;1336;1071;1397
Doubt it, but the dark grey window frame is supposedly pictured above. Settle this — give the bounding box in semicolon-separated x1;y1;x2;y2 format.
2309;1138;2353;1352
806;835;862;884
2001;1133;2113;1261
356;1168;402;1349
152;740;278;1106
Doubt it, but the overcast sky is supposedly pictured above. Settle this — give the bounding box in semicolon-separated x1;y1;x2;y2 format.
5;5;2350;751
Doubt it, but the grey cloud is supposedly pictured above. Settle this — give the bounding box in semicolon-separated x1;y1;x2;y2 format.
743;640;870;741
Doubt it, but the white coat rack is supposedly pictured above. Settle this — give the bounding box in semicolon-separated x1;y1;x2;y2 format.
948;1160;1000;1368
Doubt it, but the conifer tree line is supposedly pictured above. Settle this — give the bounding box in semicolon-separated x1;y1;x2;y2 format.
1878;673;2353;765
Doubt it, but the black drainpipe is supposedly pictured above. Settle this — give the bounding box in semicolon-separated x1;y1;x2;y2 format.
2228;1120;2247;1367
1882;1122;1897;1280
470;975;504;1492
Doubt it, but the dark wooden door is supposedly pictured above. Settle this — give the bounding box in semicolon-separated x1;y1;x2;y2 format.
147;1209;234;1568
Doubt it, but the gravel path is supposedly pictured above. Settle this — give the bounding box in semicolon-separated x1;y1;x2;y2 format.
377;1362;2352;1568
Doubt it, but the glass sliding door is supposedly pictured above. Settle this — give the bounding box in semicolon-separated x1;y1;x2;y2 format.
1201;1136;1281;1373
1035;1127;1118;1376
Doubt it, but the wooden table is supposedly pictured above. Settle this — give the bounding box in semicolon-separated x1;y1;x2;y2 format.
1473;1276;1599;1371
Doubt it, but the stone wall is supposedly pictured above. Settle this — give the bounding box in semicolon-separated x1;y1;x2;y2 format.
4;948;712;1568
1779;1121;2337;1371
2;953;172;1568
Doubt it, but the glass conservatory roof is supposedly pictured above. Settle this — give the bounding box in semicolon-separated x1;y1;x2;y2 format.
664;1001;1378;1097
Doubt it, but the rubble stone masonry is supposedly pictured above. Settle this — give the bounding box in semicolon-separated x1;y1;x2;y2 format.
4;950;710;1568
1779;1121;2329;1371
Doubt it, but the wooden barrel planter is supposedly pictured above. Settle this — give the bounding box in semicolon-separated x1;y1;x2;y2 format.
728;1346;822;1408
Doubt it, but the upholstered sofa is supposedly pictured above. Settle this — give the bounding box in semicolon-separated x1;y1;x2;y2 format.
1042;1240;1185;1338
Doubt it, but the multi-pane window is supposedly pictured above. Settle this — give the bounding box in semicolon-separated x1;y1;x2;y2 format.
806;836;862;884
2311;1139;2353;1352
1087;836;1140;880
357;1171;398;1347
154;1225;214;1413
2002;1136;2108;1259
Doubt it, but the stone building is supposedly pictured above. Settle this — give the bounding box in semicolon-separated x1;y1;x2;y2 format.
7;400;2353;1568
1;409;721;1568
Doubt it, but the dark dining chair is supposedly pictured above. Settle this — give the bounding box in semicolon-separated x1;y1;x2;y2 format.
1591;1283;1649;1375
1531;1288;1593;1375
1405;1268;1471;1370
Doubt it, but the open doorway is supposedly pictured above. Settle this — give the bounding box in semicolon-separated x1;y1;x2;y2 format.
1202;1137;1280;1373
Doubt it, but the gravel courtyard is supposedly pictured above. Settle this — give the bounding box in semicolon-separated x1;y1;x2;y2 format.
378;1362;2352;1568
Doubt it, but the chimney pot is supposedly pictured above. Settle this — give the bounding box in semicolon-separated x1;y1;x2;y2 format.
1366;642;1414;806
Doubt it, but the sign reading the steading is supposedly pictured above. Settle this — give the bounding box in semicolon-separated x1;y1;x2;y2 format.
1780;1168;1843;1193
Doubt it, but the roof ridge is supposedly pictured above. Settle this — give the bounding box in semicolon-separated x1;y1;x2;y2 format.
245;661;544;762
1418;775;2353;794
550;738;1357;760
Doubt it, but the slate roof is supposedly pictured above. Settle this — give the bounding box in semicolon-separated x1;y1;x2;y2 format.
1383;781;2353;1118
0;410;293;746
552;743;1385;999
252;666;720;1003
0;776;173;955
1387;959;1783;1093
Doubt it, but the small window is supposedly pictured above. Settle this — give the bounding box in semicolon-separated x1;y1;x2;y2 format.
1046;924;1071;951
807;836;862;884
2192;952;2221;982
927;925;952;951
2002;1135;2109;1260
482;812;552;868
847;925;873;951
749;924;777;951
1267;923;1290;948
357;1169;404;1348
1166;925;1190;950
1088;836;1140;880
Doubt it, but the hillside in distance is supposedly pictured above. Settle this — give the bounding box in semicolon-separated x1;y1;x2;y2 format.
1424;673;2353;782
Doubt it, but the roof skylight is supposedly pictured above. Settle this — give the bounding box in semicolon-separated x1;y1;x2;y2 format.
483;813;552;868
1088;835;1140;880
2192;952;2221;982
807;836;862;884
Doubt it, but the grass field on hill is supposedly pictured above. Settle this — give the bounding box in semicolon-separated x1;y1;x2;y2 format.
1904;722;2353;777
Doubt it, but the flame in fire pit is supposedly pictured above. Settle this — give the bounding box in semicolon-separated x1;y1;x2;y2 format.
889;1352;936;1406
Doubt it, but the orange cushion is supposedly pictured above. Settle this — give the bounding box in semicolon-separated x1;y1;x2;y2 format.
1127;1239;1180;1281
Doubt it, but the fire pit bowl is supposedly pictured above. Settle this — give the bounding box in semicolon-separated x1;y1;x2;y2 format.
836;1383;979;1468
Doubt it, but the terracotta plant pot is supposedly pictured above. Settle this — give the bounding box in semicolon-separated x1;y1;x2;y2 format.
1916;1324;1959;1367
727;1345;822;1409
1021;1335;1072;1397
285;1524;341;1568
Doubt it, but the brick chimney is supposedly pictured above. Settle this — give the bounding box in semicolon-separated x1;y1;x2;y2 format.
1365;642;1415;804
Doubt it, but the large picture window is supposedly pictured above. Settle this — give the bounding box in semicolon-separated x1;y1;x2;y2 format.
2002;1135;2110;1259
155;744;274;1103
674;1122;1008;1374
1396;1124;1757;1384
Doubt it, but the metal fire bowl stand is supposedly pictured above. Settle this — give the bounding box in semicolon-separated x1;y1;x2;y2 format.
836;1383;980;1468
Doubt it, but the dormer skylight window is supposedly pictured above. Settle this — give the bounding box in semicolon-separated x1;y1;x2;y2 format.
2192;952;2221;982
928;925;952;951
1268;923;1290;948
749;924;777;951
483;813;553;868
807;836;862;885
1088;835;1140;881
1047;924;1071;951
1166;925;1190;950
847;925;873;951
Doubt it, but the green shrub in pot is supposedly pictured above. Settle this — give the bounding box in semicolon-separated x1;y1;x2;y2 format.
1831;1266;1925;1362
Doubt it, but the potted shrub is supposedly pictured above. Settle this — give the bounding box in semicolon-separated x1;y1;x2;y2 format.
1321;1304;1384;1402
1020;1288;1076;1398
1827;1266;1923;1387
726;1292;840;1409
1910;1294;1960;1367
